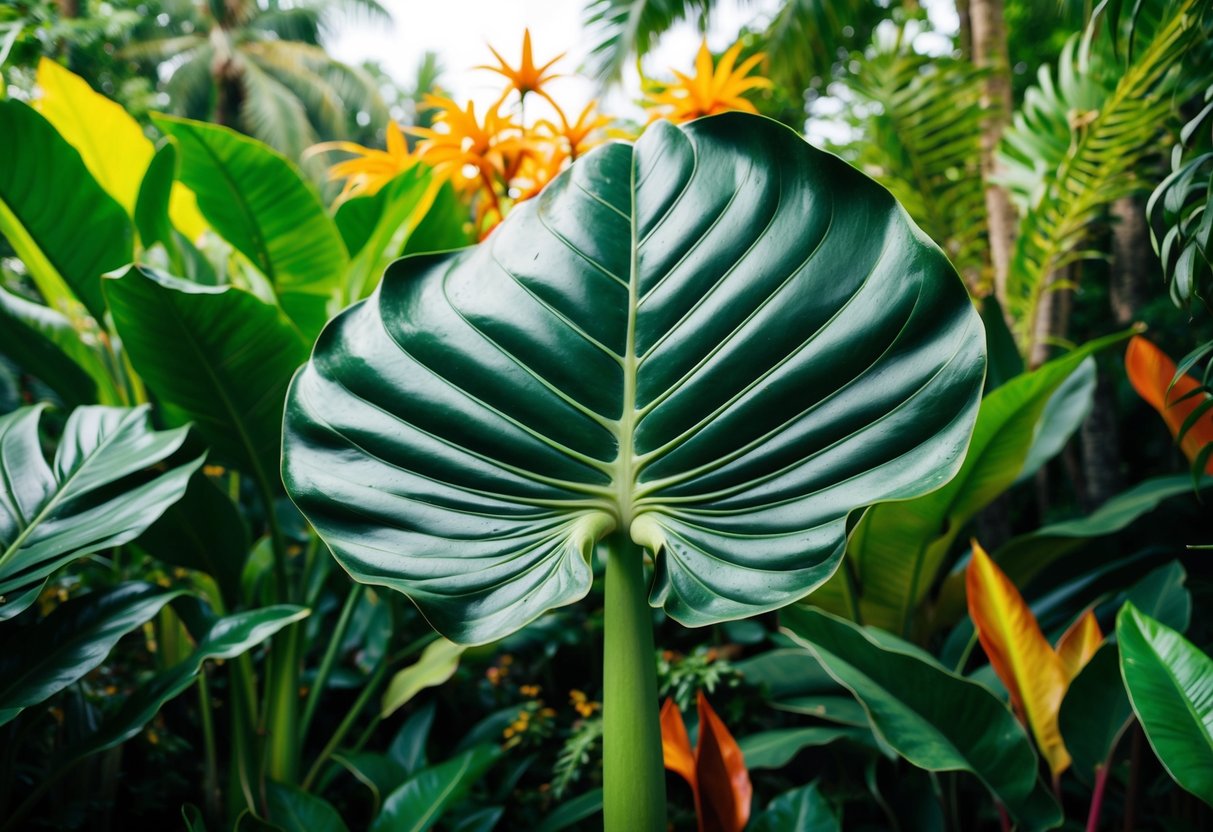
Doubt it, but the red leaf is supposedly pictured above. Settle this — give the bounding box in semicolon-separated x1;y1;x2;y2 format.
660;696;696;788
694;691;752;832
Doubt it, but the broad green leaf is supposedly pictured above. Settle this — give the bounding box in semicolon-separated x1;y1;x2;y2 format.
534;788;603;832
0;582;183;715
748;781;839;832
105;266;308;491
334;166;440;301
135;142;180;259
34;58;206;240
399;180;473;257
182;804;207;832
265;782;349;832
381;637;465;717
1121;560;1191;634
782;606;1061;829
135;470;250;606
331;752;407;816
1058;645;1131;783
388;701;436;775
0;285;119;406
980;295;1023;392
70;604;309;757
1015;356;1096;484
814;330;1131;636
370;745;501;832
1117;602;1213;804
739;726;873;768
152;115;348;340
0;405;200;620
283;113;985;644
0;99;131;321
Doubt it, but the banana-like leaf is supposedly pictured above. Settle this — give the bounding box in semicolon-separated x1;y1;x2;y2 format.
152;114;349;340
34;58;206;241
369;745;500;832
782;606;1061;829
0;405;200;621
1117;602;1213;804
814;331;1125;635
0;582;184;721
1058;644;1131;783
265;783;349;832
105;266;309;490
70;604;309;758
1055;610;1102;681
282;113;985;644
0;99;131;322
966;541;1072;776
748;781;838;832
381;637;465;718
738;726;873;769
1015;357;1096;484
0;285;119;407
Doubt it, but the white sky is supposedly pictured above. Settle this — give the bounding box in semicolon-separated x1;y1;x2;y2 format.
328;0;783;124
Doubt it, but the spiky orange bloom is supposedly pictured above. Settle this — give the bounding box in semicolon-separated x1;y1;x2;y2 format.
477;28;564;106
535;101;614;160
512;145;569;203
645;39;772;123
307;121;417;203
405;95;525;193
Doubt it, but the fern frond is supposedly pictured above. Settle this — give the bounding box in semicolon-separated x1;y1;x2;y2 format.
551;717;603;800
1000;0;1212;357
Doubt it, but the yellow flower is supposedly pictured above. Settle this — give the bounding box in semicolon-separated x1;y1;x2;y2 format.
407;95;524;194
520;684;542;697
645;38;772;123
569;689;601;718
307;122;418;204
512;145;569;204
477;28;564;105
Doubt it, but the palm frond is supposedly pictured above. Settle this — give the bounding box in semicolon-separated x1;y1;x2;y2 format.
244;41;345;136
840;24;989;290
116;33;205;62
239;56;318;160
249;7;323;45
162;45;216;121
760;0;883;94
581;0;711;85
1000;0;1212;357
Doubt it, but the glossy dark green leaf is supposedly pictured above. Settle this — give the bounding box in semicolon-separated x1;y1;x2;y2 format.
449;807;504;832
534;788;603;832
739;726;874;768
370;744;501;832
1117;602;1213;804
980;295;1023;393
748;781;838;832
265;782;349;832
1015;356;1095;484
331;752;407;816
152;115;348;340
0;405;199;620
0;99;132;322
1121;560;1191;634
70;604;309;757
135;470;250;606
813;332;1126;634
105;266;309;490
0;582;183;716
182;803;207;832
0;286;116;407
283;113;985;644
389;701;436;775
782;606;1060;829
1058;644;1131;782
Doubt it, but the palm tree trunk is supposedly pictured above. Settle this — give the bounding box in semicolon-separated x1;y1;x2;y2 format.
1110;196;1149;325
970;0;1018;303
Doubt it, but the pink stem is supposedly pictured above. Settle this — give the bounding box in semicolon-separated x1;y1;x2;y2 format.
997;802;1012;832
1086;764;1110;832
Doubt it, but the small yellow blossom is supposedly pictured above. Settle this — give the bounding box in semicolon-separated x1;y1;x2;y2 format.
645;38;772;123
307;121;418;204
477;28;564;106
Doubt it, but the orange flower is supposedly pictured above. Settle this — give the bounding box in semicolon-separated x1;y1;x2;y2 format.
512;145;569;203
477;28;564;106
661;692;752;832
535;101;614;160
406;94;525;202
307;121;417;203
645;38;772;123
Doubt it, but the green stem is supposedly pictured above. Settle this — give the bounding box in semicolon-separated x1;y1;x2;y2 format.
264;621;302;784
197;671;221;823
299;583;365;744
602;532;665;832
301;654;389;791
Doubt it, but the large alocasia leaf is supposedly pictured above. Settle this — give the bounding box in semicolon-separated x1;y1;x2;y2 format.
282;113;985;644
0;405;200;620
1117;602;1213;804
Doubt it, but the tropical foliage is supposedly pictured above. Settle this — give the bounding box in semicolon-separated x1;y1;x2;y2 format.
1;4;1213;832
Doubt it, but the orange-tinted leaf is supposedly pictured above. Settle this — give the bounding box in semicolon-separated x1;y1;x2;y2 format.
694;691;752;832
966;540;1071;775
1125;336;1213;474
1056;610;1103;681
660;696;696;788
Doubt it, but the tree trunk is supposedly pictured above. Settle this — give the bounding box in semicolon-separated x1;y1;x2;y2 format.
957;0;973;59
1029;268;1074;369
1110;195;1149;325
970;0;1018;303
1079;369;1124;509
